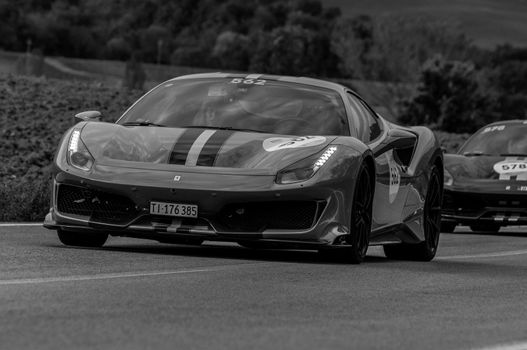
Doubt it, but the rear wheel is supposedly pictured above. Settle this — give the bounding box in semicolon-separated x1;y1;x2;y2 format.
343;163;374;264
470;223;500;233
441;221;457;233
57;229;108;248
384;165;442;261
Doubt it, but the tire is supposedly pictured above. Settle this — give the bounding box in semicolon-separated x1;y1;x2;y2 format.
384;164;442;261
342;163;374;264
469;223;500;233
57;229;108;248
441;221;457;233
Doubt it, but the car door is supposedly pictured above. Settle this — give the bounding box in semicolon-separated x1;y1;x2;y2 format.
344;92;416;230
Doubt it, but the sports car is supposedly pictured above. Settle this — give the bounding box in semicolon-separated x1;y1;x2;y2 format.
44;73;443;263
442;120;527;233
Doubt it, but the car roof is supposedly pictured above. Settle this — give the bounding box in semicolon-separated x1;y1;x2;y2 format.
485;119;527;127
170;72;354;94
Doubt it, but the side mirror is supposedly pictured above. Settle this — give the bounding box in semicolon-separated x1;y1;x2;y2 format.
387;129;417;149
374;129;416;157
75;111;102;123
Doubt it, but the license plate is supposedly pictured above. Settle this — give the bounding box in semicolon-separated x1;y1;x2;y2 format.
150;201;198;218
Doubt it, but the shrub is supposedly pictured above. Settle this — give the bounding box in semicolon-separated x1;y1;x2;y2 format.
0;74;142;221
0;177;51;222
399;55;491;133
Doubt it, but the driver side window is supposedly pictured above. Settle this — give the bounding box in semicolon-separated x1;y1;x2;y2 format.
346;92;382;144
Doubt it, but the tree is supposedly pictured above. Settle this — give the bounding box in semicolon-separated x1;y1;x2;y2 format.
331;15;375;79
399;56;491;133
332;14;473;82
249;25;325;76
482;46;527;119
212;31;250;70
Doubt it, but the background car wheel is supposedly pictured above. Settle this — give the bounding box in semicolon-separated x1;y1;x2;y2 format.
57;229;108;248
344;163;373;264
469;224;500;233
384;164;442;261
441;221;457;233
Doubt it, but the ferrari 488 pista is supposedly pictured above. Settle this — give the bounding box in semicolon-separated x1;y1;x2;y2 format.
442;120;527;233
44;73;443;263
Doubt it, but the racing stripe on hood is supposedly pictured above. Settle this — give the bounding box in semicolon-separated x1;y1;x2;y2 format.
185;129;217;166
196;130;233;167
169;128;204;165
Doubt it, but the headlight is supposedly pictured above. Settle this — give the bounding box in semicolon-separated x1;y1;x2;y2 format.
67;130;94;171
276;146;337;184
444;168;454;186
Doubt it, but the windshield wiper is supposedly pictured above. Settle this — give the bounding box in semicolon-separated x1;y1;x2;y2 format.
182;125;267;133
499;153;527;157
463;151;493;157
122;121;166;127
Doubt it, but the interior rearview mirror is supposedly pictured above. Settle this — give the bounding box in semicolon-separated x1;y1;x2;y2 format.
75;111;102;123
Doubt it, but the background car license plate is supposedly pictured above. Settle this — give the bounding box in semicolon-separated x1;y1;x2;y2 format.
150;201;198;218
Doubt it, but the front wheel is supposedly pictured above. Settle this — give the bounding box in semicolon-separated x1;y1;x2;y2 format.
384;165;442;261
345;163;374;264
57;229;108;248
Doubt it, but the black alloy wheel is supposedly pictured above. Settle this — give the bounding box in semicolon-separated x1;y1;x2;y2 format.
347;163;373;264
384;164;442;261
422;166;442;256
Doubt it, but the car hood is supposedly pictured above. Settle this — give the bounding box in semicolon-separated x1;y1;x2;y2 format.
80;122;336;173
445;153;527;182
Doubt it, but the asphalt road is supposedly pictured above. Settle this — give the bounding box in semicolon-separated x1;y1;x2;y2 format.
2;225;527;350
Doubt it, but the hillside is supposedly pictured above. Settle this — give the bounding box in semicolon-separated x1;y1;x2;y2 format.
326;0;527;48
0;74;469;221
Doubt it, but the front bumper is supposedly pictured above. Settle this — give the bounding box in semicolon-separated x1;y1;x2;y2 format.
442;188;527;225
44;167;352;248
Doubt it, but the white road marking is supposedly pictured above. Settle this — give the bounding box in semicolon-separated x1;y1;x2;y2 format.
0;264;262;286
438;249;527;260
473;341;527;350
0;223;42;227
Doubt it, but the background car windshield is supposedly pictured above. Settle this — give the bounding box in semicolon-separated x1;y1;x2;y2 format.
459;123;527;155
119;78;349;136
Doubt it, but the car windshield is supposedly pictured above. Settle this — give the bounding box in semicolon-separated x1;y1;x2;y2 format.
118;78;349;136
459;123;527;156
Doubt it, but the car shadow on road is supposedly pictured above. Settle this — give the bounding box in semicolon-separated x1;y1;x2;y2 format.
54;241;392;265
47;242;527;278
448;230;527;238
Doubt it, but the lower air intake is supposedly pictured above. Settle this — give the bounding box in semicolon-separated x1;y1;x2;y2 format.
57;184;138;224
217;201;324;232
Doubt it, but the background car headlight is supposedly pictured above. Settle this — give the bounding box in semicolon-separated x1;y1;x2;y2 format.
276;146;337;184
444;168;454;186
67;130;94;171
